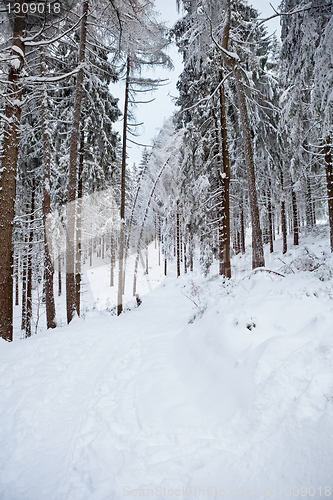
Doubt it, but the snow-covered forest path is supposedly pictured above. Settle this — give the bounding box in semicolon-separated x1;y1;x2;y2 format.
0;280;196;500
1;240;333;499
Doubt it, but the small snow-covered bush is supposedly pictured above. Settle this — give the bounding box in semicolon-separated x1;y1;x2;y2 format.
292;247;322;272
314;263;333;282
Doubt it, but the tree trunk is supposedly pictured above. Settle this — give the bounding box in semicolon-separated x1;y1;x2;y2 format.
21;232;28;332
41;47;56;329
154;216;157;249
158;217;161;266
145;239;149;274
324;137;333;252
176;200;180;278
219;80;231;277
75;128;84;317
292;188;299;246
66;0;88;324
267;182;274;253
214;0;264;269
132;156;171;296
26;181;35;338
58;255;62;296
14;254;19;306
0;1;26;341
281;170;287;254
117;55;130;315
234;68;265;268
190;234;194;271
240;202;245;254
110;235;115;286
212;108;226;276
306;176;314;230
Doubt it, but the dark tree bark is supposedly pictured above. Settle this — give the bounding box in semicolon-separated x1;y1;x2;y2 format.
190;234;194;271
26;181;35;338
154;216;157;250
213;0;264;269
180;232;183;263
41;47;56;329
158;217;161;266
281;170;287;254
292;188;299;246
306;176;314;229
240;202;245;254
58;255;62;296
234;67;265;268
75;128;84;316
66;0;88;324
212;108;225;275
219;80;231;277
176;200;181;278
324;137;333;252
267;182;274;253
21;232;28;332
145;240;149;274
14;254;19;306
0;1;26;341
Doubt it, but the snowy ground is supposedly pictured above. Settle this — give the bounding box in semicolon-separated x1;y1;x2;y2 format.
1;227;333;499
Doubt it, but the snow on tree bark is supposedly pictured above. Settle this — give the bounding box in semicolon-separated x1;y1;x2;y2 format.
219;81;231;277
324;137;333;252
0;1;26;341
117;55;130;316
66;0;88;324
233;66;265;269
40;46;56;329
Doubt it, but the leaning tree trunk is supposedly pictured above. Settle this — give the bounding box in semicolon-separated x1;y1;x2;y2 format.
41;46;56;329
0;2;26;341
66;0;88;324
324;136;333;252
117;55;130;315
133;156;171;296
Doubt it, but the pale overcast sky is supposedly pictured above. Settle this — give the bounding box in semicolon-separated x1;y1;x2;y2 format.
112;0;282;167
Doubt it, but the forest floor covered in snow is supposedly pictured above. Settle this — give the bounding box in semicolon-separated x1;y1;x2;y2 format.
1;227;333;500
